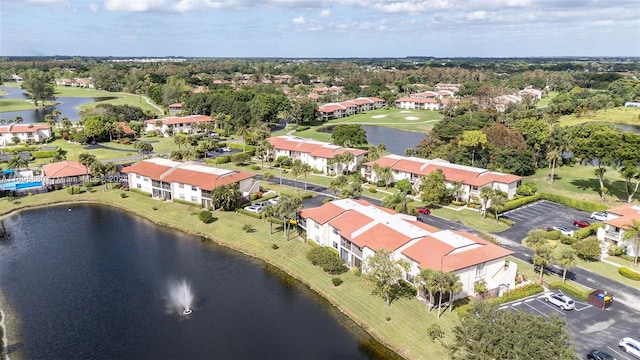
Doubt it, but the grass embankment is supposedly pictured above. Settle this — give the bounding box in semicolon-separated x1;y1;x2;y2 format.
0;188;457;360
559;106;640;127
0;83;163;116
432;207;509;233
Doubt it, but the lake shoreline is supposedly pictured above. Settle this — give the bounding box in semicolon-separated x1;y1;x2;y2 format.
0;195;408;359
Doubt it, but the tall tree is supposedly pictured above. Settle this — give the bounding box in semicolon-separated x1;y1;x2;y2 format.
572;127;622;201
276;196;302;240
556;248;578;283
546;149;562;185
450;301;575;360
458;130;487;167
78;153;97;176
478;186;495;219
445;272;463;313
21;69;54;106
420;169;449;205
622;219;640;267
364;249;409;307
331;124;367;147
134;141;154;160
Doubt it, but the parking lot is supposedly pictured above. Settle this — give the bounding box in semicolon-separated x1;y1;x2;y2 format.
498;200;592;243
500;291;640;359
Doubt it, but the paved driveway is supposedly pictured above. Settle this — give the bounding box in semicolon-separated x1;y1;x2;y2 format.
501;291;640;359
498;200;592;243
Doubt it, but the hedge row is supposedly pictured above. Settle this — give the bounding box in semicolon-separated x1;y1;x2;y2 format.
499;194;541;213
222;142;256;156
128;188;152;197
574;223;601;240
31;150;58;158
539;193;608;212
488;283;545;305
236;208;263;219
172;198;202;207
619;267;640;281
547;281;592;302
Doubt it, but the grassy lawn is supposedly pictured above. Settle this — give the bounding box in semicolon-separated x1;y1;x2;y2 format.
432;207;510;233
523;163;631;206
536;91;558;108
0;188;459;360
507;256;592;293
559;106;640;127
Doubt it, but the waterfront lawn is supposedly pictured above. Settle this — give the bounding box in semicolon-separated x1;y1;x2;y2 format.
0;98;56;113
559;106;640;127
0;188;457;360
523;163;630;205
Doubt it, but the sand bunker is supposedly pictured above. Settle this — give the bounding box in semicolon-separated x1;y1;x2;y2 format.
399;110;413;113
405;116;420;120
371;115;388;118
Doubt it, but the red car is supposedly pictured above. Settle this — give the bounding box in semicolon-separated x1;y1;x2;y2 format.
573;219;590;228
417;207;431;215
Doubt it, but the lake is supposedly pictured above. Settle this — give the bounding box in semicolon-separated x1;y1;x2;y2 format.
0;86;115;123
0;204;398;360
319;125;425;155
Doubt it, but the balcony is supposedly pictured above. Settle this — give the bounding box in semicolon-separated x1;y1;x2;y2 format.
604;230;621;242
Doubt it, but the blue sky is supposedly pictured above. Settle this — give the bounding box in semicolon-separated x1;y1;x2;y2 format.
2;0;639;57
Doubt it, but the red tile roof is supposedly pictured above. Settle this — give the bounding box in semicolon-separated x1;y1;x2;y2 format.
42;160;88;178
606;204;640;228
328;210;373;240
299;202;347;225
121;161;173;178
402;231;513;272
269;136;367;158
0;124;51;134
144;115;212;125
118;122;137;135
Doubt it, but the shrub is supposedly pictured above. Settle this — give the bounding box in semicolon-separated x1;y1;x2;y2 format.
498;217;514;226
331;277;343;286
271;244;279;250
120;192;128;198
608;245;625;256
236;208;263;219
31;150;58;159
546;240;558;249
571;237;601;260
198;210;214;224
560;236;576;245
215;155;230;164
305;246;347;274
545;230;561;240
477;232;500;245
488;283;545;305
368;187;377;193
516;182;538;196
250;165;261;171
322;197;333;204
574;223;600;240
242;224;256;233
129;188;152;197
121;138;132;145
249;193;259;201
547;281;592;301
539;193;607;213
173;198;201;207
376;179;386;187
499;194;541;213
152;206;159;211
66;187;74;195
619;267;640;281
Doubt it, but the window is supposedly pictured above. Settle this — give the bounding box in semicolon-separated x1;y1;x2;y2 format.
179;194;185;200
332;227;339;235
332;241;338;249
191;186;197;191
191;196;197;202
405;273;415;284
136;174;140;179
476;263;486;277
144;178;149;182
136;184;141;189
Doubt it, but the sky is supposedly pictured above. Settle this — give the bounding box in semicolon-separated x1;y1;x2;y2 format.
1;0;639;58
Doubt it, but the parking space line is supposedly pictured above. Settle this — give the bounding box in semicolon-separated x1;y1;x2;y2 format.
521;301;550;318
607;346;633;360
535;297;567;316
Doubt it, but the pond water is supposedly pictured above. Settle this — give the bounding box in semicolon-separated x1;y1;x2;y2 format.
0;86;115;123
319;125;425;155
614;123;640;133
0;204;398;360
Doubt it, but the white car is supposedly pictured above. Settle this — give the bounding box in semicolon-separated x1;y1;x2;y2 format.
543;292;575;310
221;147;232;152
619;337;640;359
244;205;263;213
552;226;574;237
267;197;279;205
590;212;608;222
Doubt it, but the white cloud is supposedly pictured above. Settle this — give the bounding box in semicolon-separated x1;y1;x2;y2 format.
320;9;330;17
466;11;488;21
104;0;168;12
292;16;306;24
89;3;98;13
25;0;65;3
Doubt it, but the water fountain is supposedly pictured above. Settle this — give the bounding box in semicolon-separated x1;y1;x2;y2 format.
168;279;194;316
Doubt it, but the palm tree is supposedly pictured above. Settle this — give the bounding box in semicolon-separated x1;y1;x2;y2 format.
479;186;495;219
433;271;448;318
13;116;23;124
382;192;409;214
61;117;72;130
134;141;154;160
52;109;61;128
300;163;313;192
556;248;578;283
533;246;553;283
174;134;187;150
8;155;28;170
45;114;55;128
524;229;548;249
446;272;463;313
262;203;277;235
255;140;273;169
546;149;562;185
489;191;506;221
78;153;97;176
275;196;302;240
236;125;248;152
622;219;640;267
291;159;304;192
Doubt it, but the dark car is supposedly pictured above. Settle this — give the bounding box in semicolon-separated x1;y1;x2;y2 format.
587;349;617;360
574;219;591;228
417;207;431;215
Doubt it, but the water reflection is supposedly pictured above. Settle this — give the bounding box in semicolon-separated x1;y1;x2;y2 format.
0;86;116;123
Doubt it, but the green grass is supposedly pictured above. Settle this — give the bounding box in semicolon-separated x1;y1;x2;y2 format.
559;106;640;126
0;83;163;116
0;188;458;360
523;163;631;205
535;91;558;108
431;207;510;233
